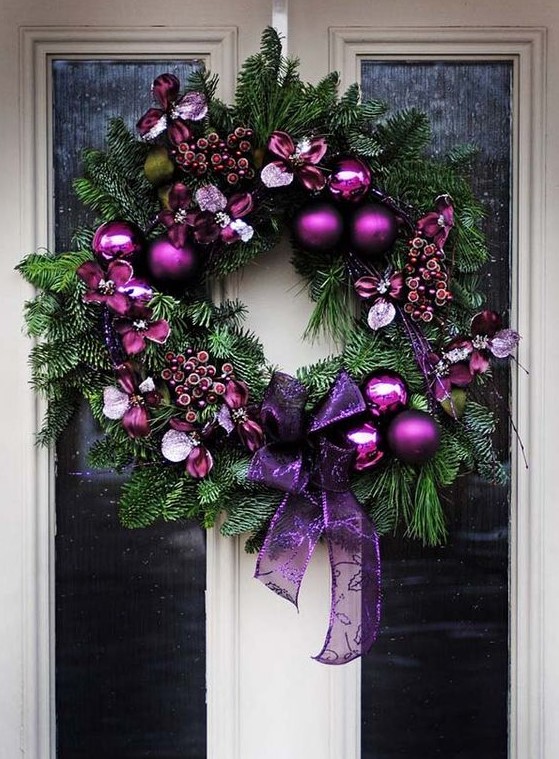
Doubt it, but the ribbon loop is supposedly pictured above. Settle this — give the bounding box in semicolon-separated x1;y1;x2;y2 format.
249;370;381;664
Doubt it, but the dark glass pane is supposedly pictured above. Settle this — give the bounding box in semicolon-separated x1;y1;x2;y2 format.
360;62;512;759
53;61;206;759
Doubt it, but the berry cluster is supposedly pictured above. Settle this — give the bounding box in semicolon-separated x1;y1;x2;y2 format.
403;236;452;322
173;127;255;185
161;349;235;424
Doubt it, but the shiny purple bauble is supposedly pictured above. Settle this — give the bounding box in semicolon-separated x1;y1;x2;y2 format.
387;410;441;464
362;371;409;418
292;202;344;253
328;157;371;203
92;220;144;264
343;420;385;472
349;202;399;258
146;236;200;288
117;276;154;304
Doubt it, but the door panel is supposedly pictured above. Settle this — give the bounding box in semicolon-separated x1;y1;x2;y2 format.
52;60;207;758
2;2;558;758
358;60;511;759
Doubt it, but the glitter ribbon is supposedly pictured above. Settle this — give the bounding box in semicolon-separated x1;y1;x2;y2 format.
248;371;381;664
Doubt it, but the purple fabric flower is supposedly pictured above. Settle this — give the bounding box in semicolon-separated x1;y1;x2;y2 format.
192;185;254;245
158;182;197;248
467;310;520;374
428;346;473;402
114;306;170;356
161;419;213;478
102;364;157;438
137;73;207;141
261;131;327;191
222;379;264;452
354;269;405;330
416;194;454;249
77;259;133;315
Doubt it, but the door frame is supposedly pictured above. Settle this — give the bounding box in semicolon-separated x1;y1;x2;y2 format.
18;22;547;759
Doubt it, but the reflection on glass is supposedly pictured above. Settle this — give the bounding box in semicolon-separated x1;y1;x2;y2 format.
359;61;512;759
53;61;207;759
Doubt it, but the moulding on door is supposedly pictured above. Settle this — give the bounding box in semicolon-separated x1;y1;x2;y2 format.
330;25;547;759
19;25;239;759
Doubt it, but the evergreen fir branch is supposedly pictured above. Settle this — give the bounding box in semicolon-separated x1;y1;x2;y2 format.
374;108;432;164
408;467;447;545
220;491;281;537
88;436;134;472
304;261;355;343
36;391;80;446
445;144;479;170
17;251;90;293
118;465;186;528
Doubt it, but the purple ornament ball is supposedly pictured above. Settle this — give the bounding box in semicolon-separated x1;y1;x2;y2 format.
362;371;408;418
92;220;144;264
146;236;201;289
117;276;154;304
292;202;344;253
328;156;371;203
387;410;441;465
349;202;399;259
343;420;385;472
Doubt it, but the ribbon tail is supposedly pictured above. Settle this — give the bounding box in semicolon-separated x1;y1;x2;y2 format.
255;491;323;609
314;491;381;665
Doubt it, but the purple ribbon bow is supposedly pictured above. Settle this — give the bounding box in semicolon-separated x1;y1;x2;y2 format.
249;371;381;665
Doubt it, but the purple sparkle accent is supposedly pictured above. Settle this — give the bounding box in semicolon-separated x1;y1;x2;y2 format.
103;308;125;368
367;299;396;330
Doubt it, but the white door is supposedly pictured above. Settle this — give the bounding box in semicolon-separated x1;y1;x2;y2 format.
1;1;557;757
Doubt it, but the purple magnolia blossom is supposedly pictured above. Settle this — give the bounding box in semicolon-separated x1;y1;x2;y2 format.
222;379;264;452
428;345;473;402
114;306;170;356
260;131;327;191
416;194;454;249
354;269;405;330
102;363;158;438
137;73;207;141
77;259;133;316
158;182;197;248
192;185;254;245
467;310;520;373
161;418;213;478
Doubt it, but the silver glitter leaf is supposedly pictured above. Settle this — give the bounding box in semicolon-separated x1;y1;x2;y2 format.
172;91;208;122
490;329;520;358
103;386;129;420
260;163;294;188
367;300;395;331
195;184;227;213
161;429;194;463
216;404;235;434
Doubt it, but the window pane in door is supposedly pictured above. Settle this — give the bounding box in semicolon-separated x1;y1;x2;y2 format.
359;61;512;759
53;60;206;759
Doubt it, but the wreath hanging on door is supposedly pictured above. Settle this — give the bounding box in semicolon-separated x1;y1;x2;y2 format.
18;28;519;664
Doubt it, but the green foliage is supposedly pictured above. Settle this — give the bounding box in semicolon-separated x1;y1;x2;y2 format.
16;25;508;551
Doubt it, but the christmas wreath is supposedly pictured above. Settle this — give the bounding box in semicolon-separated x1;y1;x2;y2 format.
18;28;519;664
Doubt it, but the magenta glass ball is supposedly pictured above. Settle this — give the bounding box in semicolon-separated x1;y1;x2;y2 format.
349;202;399;258
92;220;144;263
292;202;344;253
328;157;371;202
343;421;385;472
146;236;200;287
362;371;409;418
117;276;153;304
387;410;441;465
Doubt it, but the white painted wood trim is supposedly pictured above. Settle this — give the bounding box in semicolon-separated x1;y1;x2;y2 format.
19;25;238;759
330;26;547;759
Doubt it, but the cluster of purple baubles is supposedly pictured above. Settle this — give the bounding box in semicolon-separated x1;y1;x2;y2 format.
343;371;440;470
292;156;399;258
